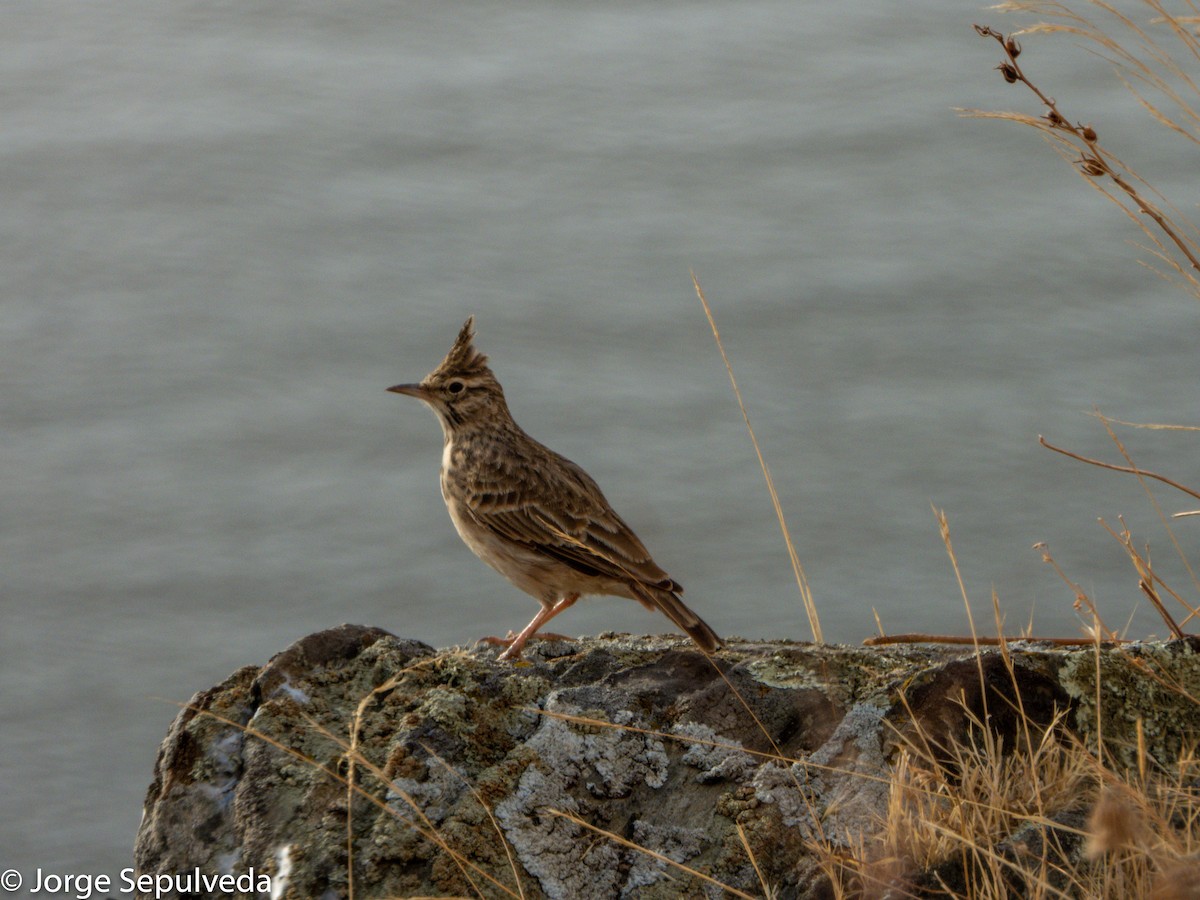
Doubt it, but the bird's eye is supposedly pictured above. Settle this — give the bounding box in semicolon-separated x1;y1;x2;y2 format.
447;380;465;395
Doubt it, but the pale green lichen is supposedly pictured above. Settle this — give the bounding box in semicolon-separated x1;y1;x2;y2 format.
1059;641;1200;769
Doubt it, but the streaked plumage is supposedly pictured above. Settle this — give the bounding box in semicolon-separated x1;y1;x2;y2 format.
389;316;721;659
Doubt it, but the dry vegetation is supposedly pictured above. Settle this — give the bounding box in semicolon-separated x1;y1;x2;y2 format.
804;2;1200;895
814;650;1200;898
966;1;1200;300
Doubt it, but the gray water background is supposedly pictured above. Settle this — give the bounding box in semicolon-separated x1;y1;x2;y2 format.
4;0;1198;879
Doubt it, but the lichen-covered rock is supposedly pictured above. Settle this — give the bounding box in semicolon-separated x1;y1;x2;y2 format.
133;626;1200;899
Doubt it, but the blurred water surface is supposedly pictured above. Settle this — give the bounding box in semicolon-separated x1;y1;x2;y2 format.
4;0;1198;876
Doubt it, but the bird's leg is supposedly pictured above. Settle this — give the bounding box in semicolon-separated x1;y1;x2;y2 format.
477;629;576;648
483;593;580;661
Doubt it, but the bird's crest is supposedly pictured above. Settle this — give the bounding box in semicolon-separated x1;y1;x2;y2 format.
433;316;491;379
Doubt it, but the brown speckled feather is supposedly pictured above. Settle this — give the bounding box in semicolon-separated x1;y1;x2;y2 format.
390;316;721;658
447;438;681;594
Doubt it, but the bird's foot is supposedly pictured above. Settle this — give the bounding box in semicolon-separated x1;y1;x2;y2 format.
477;631;576;661
477;632;518;651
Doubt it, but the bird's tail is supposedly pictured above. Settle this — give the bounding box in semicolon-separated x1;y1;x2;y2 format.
631;583;723;653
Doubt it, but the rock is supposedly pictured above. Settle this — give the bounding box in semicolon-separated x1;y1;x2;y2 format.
134;626;1200;899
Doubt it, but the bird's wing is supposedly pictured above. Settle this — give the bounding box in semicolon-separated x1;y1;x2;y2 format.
454;447;681;593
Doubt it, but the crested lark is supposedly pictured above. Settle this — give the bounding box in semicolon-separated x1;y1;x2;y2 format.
389;317;722;660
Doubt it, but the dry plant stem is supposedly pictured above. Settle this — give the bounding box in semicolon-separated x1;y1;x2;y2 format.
972;22;1200;273
934;506;996;720
1035;542;1119;640
1140;578;1184;637
1141;565;1198;630
529;705;924;800
734;822;769;897
1094;412;1200;601
543;809;759;900
1099;516;1188;637
933;507;973;626
296;711;491;900
696;653;817;810
347;657;527;897
182;702;523;900
990;595;1047;811
1094;415;1200;432
863;633;1127;646
697;653;832;841
869;690;1096;896
872;607;886;637
530;706;1042;828
346;704;358;900
1040;433;1200;502
1092;632;1106;769
420;743;527;900
1043;415;1200;633
691;271;822;643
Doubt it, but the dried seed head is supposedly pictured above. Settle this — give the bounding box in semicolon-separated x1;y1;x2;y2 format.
1005;37;1022;58
1151;859;1200;900
1045;109;1065;126
1079;156;1106;177
1086;787;1143;857
997;62;1019;84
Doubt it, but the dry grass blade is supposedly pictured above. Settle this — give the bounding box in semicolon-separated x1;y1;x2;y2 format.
691;271;822;643
1092;416;1200;432
933;506;993;720
524;706;793;765
1039;434;1200;503
691;649;832;836
527;704;1049;823
1099;517;1187;638
345;656;467;899
1034;541;1118;641
177;700;524;900
543;808;759;899
967;10;1200;289
831;692;1111;896
347;694;359;900
934;506;977;639
735;822;769;897
420;742;527;900
1041;411;1200;631
293;710;492;900
1094;412;1200;600
864;633;1125;646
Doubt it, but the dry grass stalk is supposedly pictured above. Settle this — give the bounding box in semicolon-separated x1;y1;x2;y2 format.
184;699;525;900
819;496;1200;896
692;271;823;643
1039;409;1199;641
864;633;1124;646
1093;412;1200;603
1038;433;1200;505
965;3;1200;298
1034;540;1120;641
542;808;761;899
818;663;1200;898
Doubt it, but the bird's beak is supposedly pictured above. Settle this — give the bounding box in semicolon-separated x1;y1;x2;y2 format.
387;383;427;399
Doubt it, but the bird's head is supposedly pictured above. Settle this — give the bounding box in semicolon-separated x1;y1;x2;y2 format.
389;316;510;436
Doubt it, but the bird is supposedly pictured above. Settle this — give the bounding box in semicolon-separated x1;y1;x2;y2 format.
388;316;722;660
